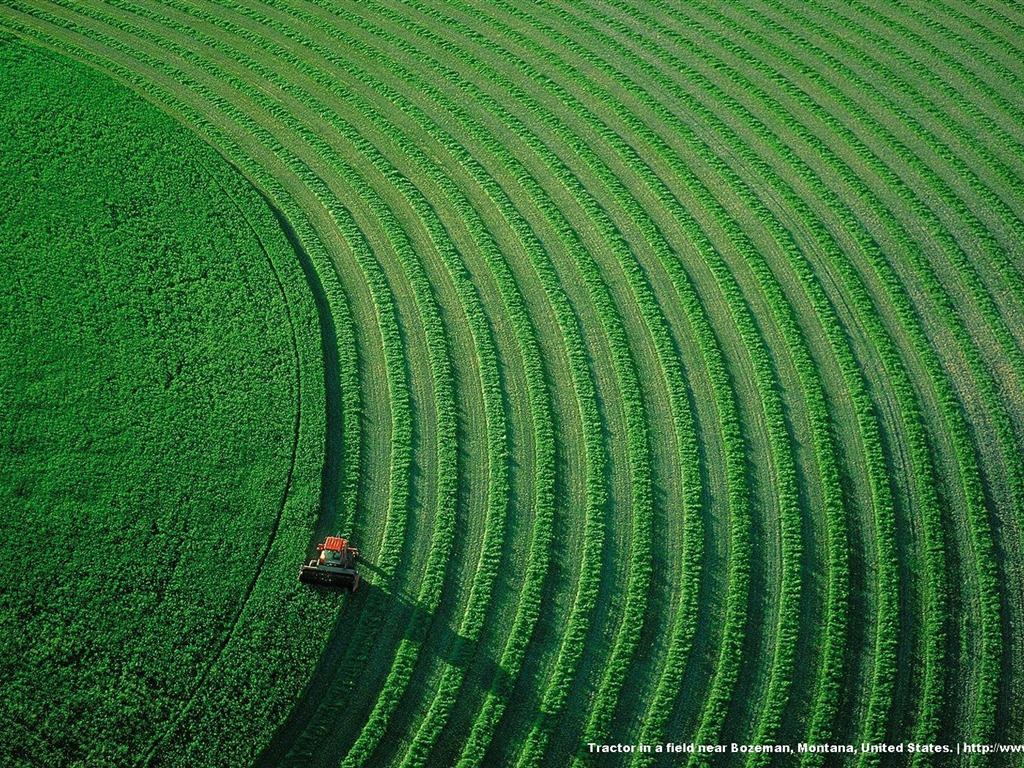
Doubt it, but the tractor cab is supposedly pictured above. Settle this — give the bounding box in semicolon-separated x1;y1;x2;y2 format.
319;546;344;566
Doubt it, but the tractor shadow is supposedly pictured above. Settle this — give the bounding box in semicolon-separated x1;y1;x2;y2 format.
255;557;513;768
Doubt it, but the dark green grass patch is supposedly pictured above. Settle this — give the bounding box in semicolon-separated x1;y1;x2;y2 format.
0;37;330;768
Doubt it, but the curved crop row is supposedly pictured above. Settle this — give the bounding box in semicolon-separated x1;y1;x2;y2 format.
203;3;622;765
327;6;753;765
569;0;991;753
329;4;737;757
0;10;712;768
240;6;622;765
142;32;565;750
738;0;1024;424
487;0;983;757
775;0;1024;291
626;1;1004;749
748;0;1024;585
270;7;663;768
442;5;842;760
238;8;596;762
558;0;939;752
102;22;522;756
438;1;866;757
274;7;671;767
358;0;823;765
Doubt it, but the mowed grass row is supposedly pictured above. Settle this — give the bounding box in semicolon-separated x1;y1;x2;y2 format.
319;7;761;768
428;0;868;757
299;1;761;765
84;7;512;768
333;7;704;765
300;8;657;764
2;0;839;765
234;0;831;765
630;0;1007;749
2;0;1023;766
557;0;946;753
548;0;1003;753
0;9;917;768
432;0;856;753
585;0;974;753
226;7;605;763
344;0;1015;761
735;0;1024;736
425;15;791;765
606;0;1015;753
167;6;684;768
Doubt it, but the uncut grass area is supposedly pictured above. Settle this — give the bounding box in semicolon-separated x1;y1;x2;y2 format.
0;37;335;768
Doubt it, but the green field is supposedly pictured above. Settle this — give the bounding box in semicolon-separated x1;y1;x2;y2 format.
1;0;1022;766
0;38;339;767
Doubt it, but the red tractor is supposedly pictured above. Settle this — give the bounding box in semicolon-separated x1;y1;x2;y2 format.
299;536;360;591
